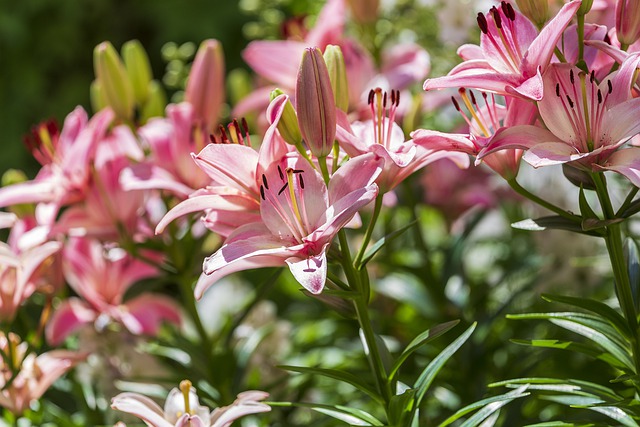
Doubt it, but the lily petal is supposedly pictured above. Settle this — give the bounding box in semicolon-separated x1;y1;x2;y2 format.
111;392;173;427
600;148;640;187
120;294;182;336
286;251;328;294
46;298;96;345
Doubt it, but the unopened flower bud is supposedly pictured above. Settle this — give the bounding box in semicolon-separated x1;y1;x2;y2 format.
616;0;640;45
323;45;349;111
269;90;302;146
578;0;595;16
347;0;380;24
140;80;167;123
122;39;152;105
94;41;134;121
185;39;225;133
90;80;107;114
295;47;336;158
515;0;549;27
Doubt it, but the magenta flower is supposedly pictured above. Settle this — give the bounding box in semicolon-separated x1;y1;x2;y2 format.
0;332;85;415
46;237;181;345
336;88;469;191
195;152;382;298
423;1;581;100
479;55;640;185
112;380;270;427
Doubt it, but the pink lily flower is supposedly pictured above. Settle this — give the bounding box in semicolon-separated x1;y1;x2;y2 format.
0;240;61;322
46;237;181;345
111;380;270;427
195;152;382;298
336;88;469;191
0;107;114;217
423;0;582;100
0;332;85;416
411;89;538;179
479;55;640;185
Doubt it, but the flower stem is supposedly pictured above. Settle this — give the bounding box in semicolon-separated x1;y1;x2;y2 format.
507;178;581;222
354;194;384;269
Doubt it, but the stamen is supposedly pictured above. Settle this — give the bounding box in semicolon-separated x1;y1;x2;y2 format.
286;168;304;232
477;13;489;33
556;83;560;97
570;69;575;84
597;89;603;104
179;380;193;415
262;174;269;190
260;185;265;200
218;125;229;143
241;117;252;146
566;95;574;108
590;70;595;83
368;89;375;105
209;134;217;144
607;80;613;94
506;2;515;20
459;88;490;137
278;182;289;195
299;174;305;189
395;90;400;106
451;96;461;111
278;165;284;181
292;169;304;174
491;7;502;29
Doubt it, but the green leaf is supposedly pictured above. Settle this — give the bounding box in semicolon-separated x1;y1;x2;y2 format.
268;401;384;426
586;406;639;427
490;377;623;401
510;339;628;369
414;322;476;407
511;216;600;236
624;238;640;313
389;388;417;426
279;365;383;404
438;385;529;427
389;320;460;380
548;318;635;371
525;422;595;426
541;294;632;339
359;220;417;267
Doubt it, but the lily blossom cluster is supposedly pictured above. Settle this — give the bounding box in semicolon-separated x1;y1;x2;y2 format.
419;0;640;188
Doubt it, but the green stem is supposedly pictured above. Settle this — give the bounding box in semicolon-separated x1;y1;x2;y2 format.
354;195;384;269
508;178;581;222
577;14;585;66
177;273;213;353
319;155;331;184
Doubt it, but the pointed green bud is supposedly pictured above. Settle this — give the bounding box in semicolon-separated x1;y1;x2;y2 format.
185;39;225;133
90;80;107;114
323;45;349;111
578;0;595;15
140;80;167;124
269;90;302;146
122;39;152;105
515;0;549;27
94;41;134;121
295;47;336;158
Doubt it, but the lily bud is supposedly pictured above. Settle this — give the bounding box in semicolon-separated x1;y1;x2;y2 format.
90;80;107;114
269;90;302;146
295;47;336;158
616;0;640;45
93;41;134;121
577;0;595;16
185;39;225;133
140;80;167;123
122;39;152;105
323;45;349;111
346;0;380;24
515;0;549;27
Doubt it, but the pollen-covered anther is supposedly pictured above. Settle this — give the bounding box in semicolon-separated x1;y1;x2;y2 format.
477;12;489;33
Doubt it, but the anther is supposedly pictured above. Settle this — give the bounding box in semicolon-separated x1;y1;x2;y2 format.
598;89;603;104
292;169;304;174
491;7;502;29
570;69;575;84
590;70;595;83
607;80;613;94
556;83;560;97
209;134;217;144
368;89;375;105
470;91;477;105
506;2;515;20
278;182;289;195
218;125;229;143
260;185;265;200
501;1;509;17
278;165;284;181
299;174;305;189
383;91;387;108
232;119;243;143
395;90;400;106
451;96;461;111
477;13;488;34
262;174;269;190
566;95;574;108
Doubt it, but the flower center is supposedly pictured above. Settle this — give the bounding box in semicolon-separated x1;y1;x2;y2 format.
23;119;59;166
179;379;193;416
367;87;400;149
260;165;310;242
452;88;502;145
209;117;252;147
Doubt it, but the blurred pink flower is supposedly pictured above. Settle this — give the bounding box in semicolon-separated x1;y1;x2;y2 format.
112;380;270;427
0;332;84;415
46;237;181;345
0;239;61;322
423;1;581;100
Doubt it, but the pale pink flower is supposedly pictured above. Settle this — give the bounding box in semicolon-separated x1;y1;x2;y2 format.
336;88;470;191
195;152;382;297
480;55;640;185
423;1;582;100
0;240;61;322
46;237;181;345
0;332;84;415
412;90;538;179
111;380;270;427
